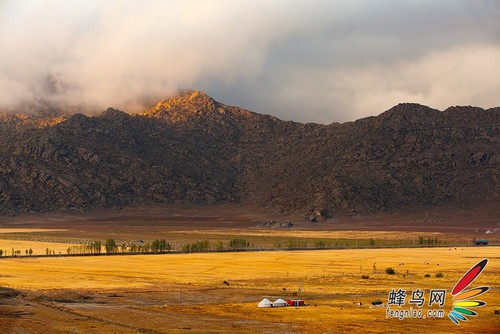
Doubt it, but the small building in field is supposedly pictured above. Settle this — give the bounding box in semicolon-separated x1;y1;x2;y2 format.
273;298;287;307
258;298;273;308
287;299;305;307
475;239;488;246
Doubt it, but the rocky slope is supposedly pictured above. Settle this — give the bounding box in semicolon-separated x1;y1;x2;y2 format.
0;90;498;216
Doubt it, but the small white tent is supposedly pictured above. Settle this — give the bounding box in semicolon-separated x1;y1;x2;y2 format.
258;298;273;308
273;298;287;307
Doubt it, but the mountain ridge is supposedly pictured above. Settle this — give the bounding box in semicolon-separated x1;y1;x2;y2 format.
0;91;498;217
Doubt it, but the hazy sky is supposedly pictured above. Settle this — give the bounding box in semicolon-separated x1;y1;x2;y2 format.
1;0;499;123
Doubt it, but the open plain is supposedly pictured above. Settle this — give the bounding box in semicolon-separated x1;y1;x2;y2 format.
0;205;499;333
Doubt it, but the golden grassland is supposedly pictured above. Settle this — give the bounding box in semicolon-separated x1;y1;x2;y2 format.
1;205;499;332
1;247;499;333
0;227;488;254
0;228;67;234
188;229;445;239
1;247;499;291
0;239;82;255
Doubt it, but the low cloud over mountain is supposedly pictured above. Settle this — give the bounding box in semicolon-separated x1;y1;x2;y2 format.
1;1;499;123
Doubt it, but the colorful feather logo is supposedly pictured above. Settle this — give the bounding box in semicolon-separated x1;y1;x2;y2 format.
448;258;489;325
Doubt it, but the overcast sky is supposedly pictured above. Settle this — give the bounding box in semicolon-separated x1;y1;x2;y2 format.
1;0;499;123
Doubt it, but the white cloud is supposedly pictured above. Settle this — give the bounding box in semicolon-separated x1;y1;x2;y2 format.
0;0;498;122
346;44;500;119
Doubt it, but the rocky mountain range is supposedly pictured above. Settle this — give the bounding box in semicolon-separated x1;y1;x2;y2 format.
0;90;498;216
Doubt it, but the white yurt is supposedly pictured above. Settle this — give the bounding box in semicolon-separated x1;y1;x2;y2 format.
273;298;287;307
258;298;273;308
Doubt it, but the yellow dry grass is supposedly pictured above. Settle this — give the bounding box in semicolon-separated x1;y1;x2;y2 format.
1;247;498;291
0;228;66;234
0;226;486;251
1;247;499;333
188;229;453;240
0;239;81;255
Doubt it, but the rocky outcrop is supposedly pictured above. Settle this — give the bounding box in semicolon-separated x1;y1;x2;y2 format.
259;220;294;228
0;91;498;216
306;208;333;222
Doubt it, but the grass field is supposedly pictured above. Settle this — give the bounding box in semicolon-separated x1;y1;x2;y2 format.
0;227;492;256
1;206;498;333
0;239;82;256
1;246;499;333
1;247;499;291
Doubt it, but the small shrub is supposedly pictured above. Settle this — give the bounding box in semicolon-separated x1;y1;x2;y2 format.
315;240;326;249
361;275;369;279
435;272;444;278
385;267;396;275
424;274;431;278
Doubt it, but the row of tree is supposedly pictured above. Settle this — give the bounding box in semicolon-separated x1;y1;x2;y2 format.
0;248;34;257
66;241;103;255
181;238;252;252
418;236;440;245
63;239;173;255
106;238;172;254
182;240;210;252
151;239;171;252
1;239;174;257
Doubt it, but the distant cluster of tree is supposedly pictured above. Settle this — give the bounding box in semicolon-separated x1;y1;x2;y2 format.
65;238;174;255
88;241;103;254
101;238;172;254
0;248;34;257
104;238;118;253
151;239;171;253
46;248;57;255
180;238;251;253
6;235;466;259
0;239;174;257
285;239;308;249
182;240;210;252
418;236;440;245
314;240;326;248
2;237;250;257
67;241;102;255
228;238;250;250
